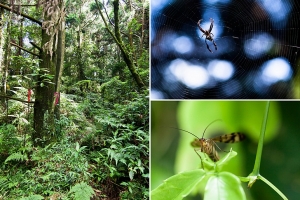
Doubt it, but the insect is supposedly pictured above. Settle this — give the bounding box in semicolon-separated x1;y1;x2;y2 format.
176;120;245;167
197;18;217;53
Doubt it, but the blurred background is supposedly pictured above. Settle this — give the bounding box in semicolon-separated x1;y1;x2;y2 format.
151;0;300;99
151;101;300;200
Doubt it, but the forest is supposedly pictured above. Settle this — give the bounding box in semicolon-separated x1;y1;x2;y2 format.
0;0;149;199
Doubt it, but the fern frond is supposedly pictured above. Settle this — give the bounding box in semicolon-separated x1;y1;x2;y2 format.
69;182;94;200
4;152;28;163
0;176;9;192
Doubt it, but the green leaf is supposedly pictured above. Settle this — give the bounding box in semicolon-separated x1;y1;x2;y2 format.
204;172;246;200
196;149;237;171
151;169;205;200
69;182;94;200
75;142;80;151
182;149;237;173
215;149;237;171
129;170;134;180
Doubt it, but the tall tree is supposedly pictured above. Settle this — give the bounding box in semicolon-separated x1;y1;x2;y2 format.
0;1;11;106
95;0;145;89
33;0;65;146
0;1;65;146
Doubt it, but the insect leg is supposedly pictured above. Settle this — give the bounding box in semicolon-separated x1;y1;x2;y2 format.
213;141;229;153
194;149;204;169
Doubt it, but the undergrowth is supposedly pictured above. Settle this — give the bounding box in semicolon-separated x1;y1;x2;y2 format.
0;83;149;199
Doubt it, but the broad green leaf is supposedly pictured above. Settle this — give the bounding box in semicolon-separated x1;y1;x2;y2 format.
151;169;205;200
204;172;246;200
215;149;237;171
75;142;80;151
197;149;237;172
129;170;134;180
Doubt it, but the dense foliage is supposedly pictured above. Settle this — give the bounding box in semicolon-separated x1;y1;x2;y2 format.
0;0;149;199
0;89;149;199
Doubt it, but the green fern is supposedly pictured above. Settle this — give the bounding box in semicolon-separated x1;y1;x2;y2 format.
69;182;94;200
4;152;28;163
20;195;44;200
0;176;9;192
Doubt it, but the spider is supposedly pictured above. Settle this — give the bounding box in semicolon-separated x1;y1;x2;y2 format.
197;18;217;53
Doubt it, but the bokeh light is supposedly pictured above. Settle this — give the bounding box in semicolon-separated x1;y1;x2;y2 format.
168;59;209;89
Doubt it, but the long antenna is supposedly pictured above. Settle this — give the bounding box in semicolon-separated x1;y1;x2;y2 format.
201;119;222;138
170;127;201;140
170;119;222;139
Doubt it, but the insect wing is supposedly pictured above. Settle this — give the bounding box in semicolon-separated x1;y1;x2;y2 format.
212;133;245;143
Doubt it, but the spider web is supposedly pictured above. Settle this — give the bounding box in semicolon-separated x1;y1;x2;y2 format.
151;0;300;99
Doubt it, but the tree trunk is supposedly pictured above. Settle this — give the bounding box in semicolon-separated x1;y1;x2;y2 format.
33;0;65;146
33;28;56;146
0;6;11;107
0;7;4;99
17;19;23;56
77;27;85;82
54;16;65;122
139;0;146;57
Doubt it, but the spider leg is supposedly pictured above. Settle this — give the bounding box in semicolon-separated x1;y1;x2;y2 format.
212;39;217;50
197;20;206;34
205;39;213;53
208;20;214;33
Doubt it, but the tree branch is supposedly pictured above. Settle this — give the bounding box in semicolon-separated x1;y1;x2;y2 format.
10;42;40;57
0;3;42;26
101;0;140;39
94;0;145;88
103;0;115;27
30;41;42;52
94;0;119;44
6;4;38;7
0;95;35;104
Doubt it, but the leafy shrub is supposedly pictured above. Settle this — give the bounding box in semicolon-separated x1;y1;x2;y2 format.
1;85;149;200
90;126;149;199
0;124;21;156
0;140;91;198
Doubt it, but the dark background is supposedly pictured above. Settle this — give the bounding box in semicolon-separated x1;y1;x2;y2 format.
151;0;300;99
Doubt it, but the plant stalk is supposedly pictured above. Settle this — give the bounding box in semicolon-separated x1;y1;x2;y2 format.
252;101;270;175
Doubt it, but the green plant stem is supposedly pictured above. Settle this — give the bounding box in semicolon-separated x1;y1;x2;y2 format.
258;175;288;200
252;101;270;176
245;101;288;199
